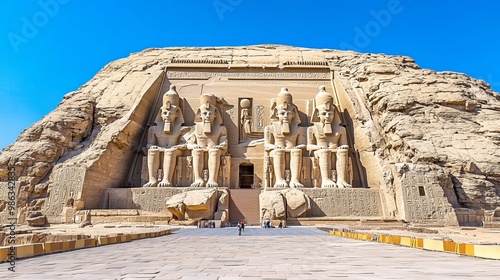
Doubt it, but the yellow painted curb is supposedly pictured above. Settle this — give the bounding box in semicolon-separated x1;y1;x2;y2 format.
44;241;63;254
474;245;500;260
464;243;475;256
391;236;401;245
423;239;444;251
98;237;106;245
328;229;500;260
61;241;75;251
86;238;97;247
400;236;414;247
0;229;172;263
15;244;43;259
443;241;456;253
415;238;424;248
0;247;8;262
75;239;85;249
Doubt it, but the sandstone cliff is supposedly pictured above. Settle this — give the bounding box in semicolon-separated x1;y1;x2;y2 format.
0;45;498;224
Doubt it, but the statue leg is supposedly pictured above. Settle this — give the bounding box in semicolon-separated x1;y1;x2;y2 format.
272;150;287;188
158;149;180;187
289;149;304;188
143;149;160;187
207;148;221;188
316;149;336;188
336;146;352;188
190;149;205;187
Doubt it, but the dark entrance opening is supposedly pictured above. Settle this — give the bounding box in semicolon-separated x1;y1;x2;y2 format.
239;164;254;189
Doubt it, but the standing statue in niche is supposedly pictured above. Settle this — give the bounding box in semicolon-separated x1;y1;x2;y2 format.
307;85;351;188
187;94;228;188
264;87;306;188
239;99;252;142
143;85;186;187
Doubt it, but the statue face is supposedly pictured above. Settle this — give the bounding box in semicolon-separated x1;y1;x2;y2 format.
199;106;216;123
161;107;177;124
317;108;333;124
276;109;293;123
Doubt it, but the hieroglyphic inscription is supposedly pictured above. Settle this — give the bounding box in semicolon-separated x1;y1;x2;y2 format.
402;171;448;220
167;71;329;80
45;167;85;216
303;188;381;217
226;108;235;122
255;105;265;131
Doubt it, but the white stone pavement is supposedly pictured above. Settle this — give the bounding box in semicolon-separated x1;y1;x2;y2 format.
1;227;498;279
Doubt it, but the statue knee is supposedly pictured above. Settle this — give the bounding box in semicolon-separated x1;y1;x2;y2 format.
315;149;330;157
290;149;302;157
271;149;285;157
148;149;159;156
193;148;203;153
208;149;220;156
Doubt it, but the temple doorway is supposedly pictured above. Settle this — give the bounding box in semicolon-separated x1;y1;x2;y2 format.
239;164;254;189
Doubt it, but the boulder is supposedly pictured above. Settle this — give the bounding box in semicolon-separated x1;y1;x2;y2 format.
260;190;286;220
260;189;310;220
283;189;311;218
26;211;47;227
166;188;220;221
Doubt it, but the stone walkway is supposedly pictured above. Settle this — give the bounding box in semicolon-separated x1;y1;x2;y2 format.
1;227;498;279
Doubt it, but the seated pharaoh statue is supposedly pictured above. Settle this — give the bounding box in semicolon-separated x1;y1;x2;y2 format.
307;85;351;188
187;94;228;188
264;87;306;188
143;85;187;187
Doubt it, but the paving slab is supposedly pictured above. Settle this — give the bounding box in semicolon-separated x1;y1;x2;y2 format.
1;227;498;279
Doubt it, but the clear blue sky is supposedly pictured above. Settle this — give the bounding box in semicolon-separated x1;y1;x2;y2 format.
1;0;499;151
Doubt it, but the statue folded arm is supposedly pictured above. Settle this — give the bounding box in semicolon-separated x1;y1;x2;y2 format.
264;126;281;152
213;129;228;152
146;127;159;149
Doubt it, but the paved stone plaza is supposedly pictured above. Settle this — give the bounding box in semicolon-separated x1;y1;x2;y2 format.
1;227;498;279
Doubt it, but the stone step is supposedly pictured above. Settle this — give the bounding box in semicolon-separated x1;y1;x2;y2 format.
483;221;500;228
91;215;170;224
228;189;261;225
287;217;403;228
87;210;140;216
77;209;171;224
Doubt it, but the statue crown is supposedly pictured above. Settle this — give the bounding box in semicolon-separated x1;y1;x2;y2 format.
163;84;180;107
276;87;293;105
314;85;333;109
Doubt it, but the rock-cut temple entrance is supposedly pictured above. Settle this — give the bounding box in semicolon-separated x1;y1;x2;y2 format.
239;164;254;189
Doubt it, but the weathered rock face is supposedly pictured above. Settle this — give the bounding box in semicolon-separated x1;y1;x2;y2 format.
166;188;226;221
0;45;498;226
332;53;500;216
260;189;311;220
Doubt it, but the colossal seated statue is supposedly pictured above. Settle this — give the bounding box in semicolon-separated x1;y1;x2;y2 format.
187;94;228;188
264;87;306;188
307;86;351;188
143;85;187;187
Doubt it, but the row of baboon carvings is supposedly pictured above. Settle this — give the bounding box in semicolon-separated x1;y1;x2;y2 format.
144;85;351;189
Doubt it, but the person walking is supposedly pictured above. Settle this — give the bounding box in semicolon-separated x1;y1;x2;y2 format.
237;223;242;235
240;220;245;232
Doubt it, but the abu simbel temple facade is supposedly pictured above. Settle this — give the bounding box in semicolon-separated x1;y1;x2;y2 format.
1;45;499;228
